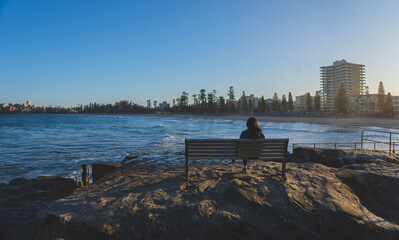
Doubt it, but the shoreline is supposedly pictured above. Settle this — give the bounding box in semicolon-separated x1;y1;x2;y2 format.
154;114;399;130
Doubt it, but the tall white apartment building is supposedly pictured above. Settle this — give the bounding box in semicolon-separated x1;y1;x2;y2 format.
320;59;365;112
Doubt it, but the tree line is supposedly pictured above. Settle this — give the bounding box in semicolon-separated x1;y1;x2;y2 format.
1;86;300;115
1;83;395;116
165;87;302;114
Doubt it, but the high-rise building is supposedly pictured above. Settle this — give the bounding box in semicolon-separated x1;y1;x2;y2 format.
320;59;365;112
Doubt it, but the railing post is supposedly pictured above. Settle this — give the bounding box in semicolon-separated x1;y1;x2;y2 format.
314;143;316;148
389;133;392;156
185;140;189;181
354;143;357;150
82;164;87;186
374;142;376;150
282;141;288;180
334;143;337;149
361;130;364;150
393;142;396;154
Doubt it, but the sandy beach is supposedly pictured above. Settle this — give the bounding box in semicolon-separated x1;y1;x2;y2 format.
159;114;399;130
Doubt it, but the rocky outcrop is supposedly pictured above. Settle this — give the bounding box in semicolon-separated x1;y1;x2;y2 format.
36;150;399;240
0;176;77;240
292;147;399;167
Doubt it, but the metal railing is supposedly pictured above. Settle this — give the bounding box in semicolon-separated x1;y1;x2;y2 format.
293;142;361;151
293;129;399;155
361;129;399;155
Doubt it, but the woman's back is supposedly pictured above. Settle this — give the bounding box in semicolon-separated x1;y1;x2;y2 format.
240;117;265;139
240;128;265;139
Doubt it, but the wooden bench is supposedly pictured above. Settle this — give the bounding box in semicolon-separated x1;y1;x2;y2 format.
185;138;289;180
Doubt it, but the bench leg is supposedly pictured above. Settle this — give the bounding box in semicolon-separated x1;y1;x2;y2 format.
282;158;286;179
185;158;189;181
243;159;248;172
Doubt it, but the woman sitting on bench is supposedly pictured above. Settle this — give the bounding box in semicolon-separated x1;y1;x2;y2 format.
239;117;265;172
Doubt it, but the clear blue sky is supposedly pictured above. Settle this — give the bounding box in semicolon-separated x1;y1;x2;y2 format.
1;0;398;107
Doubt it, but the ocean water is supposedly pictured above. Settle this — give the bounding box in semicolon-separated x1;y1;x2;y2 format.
0;114;396;183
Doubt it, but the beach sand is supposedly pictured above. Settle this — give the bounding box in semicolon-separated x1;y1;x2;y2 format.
159;114;399;130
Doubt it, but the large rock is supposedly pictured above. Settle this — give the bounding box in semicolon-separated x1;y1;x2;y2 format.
37;151;399;240
0;176;77;240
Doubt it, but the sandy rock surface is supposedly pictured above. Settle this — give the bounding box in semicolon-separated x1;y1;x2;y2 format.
36;149;399;240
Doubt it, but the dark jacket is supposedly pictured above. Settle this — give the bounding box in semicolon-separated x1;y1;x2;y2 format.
240;128;265;139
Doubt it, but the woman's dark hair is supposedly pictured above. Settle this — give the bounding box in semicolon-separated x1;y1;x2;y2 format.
246;117;263;132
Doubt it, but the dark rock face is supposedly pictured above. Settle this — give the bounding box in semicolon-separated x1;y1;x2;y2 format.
0;176;77;240
36;150;399;240
91;162;121;183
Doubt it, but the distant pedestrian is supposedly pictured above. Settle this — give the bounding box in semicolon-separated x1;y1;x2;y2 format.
239;117;265;172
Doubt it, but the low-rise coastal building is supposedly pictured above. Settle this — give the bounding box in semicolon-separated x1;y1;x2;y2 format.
295;94;315;112
245;94;259;109
7;105;16;112
350;94;399;117
393;96;399;118
158;101;170;111
350;94;378;115
216;98;227;106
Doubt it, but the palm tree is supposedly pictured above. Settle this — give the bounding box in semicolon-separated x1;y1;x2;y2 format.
180;91;189;111
199;89;207;112
228;86;235;113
